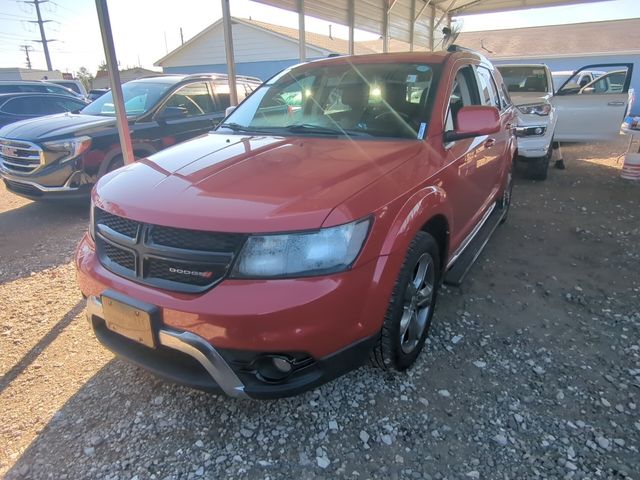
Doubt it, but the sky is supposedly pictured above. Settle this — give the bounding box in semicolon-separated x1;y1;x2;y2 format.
0;0;638;75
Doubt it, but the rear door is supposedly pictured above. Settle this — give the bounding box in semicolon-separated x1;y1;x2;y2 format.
474;65;511;202
553;63;633;141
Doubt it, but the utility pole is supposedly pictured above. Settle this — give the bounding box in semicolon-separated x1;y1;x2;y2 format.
180;27;184;45
23;0;55;70
21;45;34;69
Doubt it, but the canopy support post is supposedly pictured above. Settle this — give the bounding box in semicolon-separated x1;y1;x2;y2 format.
298;0;306;61
95;0;134;165
221;0;238;106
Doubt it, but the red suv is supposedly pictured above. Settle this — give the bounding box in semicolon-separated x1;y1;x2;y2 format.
76;47;516;399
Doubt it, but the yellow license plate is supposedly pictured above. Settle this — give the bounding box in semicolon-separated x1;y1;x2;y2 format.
102;294;155;348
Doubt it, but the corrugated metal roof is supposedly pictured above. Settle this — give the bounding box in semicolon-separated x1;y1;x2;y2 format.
456;18;640;58
253;0;610;47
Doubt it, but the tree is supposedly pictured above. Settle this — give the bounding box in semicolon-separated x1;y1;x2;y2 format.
75;67;94;91
97;61;107;72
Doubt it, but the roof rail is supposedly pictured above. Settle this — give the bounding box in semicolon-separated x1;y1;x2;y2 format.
446;44;475;53
181;72;262;83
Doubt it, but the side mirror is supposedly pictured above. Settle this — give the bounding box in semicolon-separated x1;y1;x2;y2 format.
158;106;188;120
225;105;237;117
444;106;501;142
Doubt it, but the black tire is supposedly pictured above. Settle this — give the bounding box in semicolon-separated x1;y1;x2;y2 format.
107;154;125;173
371;232;441;371
526;156;549;181
498;163;514;224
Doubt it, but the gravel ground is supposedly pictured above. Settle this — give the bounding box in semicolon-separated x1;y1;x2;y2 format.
1;138;639;480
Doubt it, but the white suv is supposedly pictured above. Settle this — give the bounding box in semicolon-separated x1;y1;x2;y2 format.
498;64;556;179
498;63;634;180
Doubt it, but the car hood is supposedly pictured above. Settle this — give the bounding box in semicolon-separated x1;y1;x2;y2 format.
508;92;552;106
0;113;117;141
95;133;423;233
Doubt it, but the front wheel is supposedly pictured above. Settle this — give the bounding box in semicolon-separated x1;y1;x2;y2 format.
371;231;440;371
526;155;549;181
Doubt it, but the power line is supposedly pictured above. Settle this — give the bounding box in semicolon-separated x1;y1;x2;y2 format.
21;0;56;70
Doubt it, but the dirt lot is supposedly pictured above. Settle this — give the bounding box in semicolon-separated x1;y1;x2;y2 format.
1;138;639;480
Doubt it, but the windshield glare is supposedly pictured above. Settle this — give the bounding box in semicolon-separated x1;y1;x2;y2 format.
498;66;549;93
221;62;439;139
81;81;171;116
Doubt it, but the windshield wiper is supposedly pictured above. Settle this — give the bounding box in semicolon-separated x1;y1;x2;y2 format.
217;122;267;133
285;124;368;137
285;124;344;135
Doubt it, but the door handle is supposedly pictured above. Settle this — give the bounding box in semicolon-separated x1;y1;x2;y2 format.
607;101;625;106
485;138;496;148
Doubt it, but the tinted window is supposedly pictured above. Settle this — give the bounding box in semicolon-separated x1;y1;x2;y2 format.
162;82;215;117
53;82;81;94
213;84;249;110
1;97;43;115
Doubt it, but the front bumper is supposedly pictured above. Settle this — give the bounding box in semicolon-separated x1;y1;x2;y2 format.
76;233;394;398
0;161;90;200
515;124;554;159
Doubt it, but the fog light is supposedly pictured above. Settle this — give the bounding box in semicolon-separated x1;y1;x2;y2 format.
534;127;543;135
272;356;292;373
255;355;293;382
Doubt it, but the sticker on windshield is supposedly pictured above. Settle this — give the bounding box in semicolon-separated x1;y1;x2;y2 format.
533;69;545;75
406;74;417;83
417;122;427;140
416;65;429;72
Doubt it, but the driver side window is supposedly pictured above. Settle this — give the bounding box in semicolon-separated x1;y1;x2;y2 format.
445;66;480;132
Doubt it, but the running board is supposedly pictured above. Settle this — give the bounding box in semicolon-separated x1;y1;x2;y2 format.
444;207;505;286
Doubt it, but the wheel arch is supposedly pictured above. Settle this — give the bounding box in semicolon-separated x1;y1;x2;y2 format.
380;186;452;268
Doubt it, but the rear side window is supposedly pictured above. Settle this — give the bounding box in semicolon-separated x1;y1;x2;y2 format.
1;97;43;115
163;82;215;116
476;66;500;108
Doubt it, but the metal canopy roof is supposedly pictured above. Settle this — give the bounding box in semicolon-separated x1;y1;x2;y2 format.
254;0;609;49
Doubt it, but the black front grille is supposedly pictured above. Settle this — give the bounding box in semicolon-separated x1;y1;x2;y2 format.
151;225;245;252
96;209;139;238
101;241;136;271
94;208;247;293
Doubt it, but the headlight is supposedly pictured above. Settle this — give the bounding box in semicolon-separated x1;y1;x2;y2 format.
43;136;92;162
517;103;552;116
231;218;371;278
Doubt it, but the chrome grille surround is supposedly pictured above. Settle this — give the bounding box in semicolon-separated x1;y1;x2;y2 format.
0;138;44;175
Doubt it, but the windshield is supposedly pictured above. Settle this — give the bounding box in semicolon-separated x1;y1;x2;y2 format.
220;62;440;139
81;81;171;116
497;66;549;93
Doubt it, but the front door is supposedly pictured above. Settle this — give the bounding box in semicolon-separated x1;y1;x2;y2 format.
553;63;633;142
